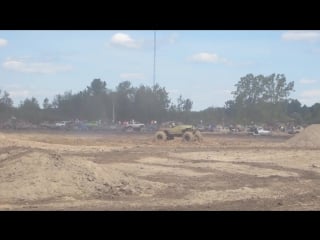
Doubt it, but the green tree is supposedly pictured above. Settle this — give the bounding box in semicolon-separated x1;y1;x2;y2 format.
0;90;13;107
87;78;107;96
229;73;294;124
42;97;51;109
117;83;172;123
115;81;135;121
310;103;320;124
286;99;302;114
183;98;193;112
0;90;14;120
232;74;294;105
176;95;193;112
18;97;41;123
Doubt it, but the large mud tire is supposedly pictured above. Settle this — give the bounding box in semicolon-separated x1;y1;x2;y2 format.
155;131;167;141
194;130;203;142
123;126;133;132
182;131;193;142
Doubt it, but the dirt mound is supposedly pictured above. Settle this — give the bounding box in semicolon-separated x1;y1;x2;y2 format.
0;151;160;203
287;124;320;148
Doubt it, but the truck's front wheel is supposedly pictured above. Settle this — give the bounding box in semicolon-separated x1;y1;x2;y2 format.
182;131;193;142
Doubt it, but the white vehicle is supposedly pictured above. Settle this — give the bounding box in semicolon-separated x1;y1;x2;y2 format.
123;121;145;132
248;126;271;136
256;127;271;135
55;121;69;127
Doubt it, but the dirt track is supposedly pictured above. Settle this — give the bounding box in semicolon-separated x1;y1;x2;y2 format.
1;130;320;210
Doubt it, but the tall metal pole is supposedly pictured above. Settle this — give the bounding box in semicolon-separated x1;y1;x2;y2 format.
112;100;115;123
112;93;115;124
153;30;156;87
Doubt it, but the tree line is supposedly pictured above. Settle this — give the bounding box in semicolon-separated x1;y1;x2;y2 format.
1;74;320;126
0;79;193;124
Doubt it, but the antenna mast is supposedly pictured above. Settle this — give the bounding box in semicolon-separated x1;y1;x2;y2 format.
153;30;156;87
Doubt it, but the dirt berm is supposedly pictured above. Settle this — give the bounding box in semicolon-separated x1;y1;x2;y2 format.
0;150;162;204
287;124;320;148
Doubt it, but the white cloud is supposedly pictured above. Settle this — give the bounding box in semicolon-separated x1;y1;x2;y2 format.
301;90;320;98
120;73;145;80
110;33;140;48
5;84;32;101
299;89;320;106
8;90;31;98
2;59;73;74
0;38;8;47
4;84;60;106
281;31;320;42
299;78;317;84
188;52;228;64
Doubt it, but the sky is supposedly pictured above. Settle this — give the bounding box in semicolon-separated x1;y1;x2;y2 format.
0;30;320;111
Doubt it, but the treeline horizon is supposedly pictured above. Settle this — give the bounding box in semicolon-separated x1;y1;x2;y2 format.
1;73;320;126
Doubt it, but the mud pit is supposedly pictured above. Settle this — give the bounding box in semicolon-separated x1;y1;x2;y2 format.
1;130;320;210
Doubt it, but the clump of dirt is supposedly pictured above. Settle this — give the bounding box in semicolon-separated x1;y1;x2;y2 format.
0;151;161;203
287;124;320;148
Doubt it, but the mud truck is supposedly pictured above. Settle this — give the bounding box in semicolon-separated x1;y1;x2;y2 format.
154;121;202;142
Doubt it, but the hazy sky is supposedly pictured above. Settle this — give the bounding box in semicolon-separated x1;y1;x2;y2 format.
1;30;320;111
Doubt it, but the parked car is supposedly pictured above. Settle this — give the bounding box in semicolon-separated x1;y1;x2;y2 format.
55;121;69;127
287;126;303;134
247;126;271;135
122;121;145;132
256;127;271;135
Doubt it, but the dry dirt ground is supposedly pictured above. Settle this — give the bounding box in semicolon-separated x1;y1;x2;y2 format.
1;130;320;210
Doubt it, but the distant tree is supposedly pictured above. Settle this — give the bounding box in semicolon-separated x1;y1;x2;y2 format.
0;90;13;108
18;97;41;123
115;81;135;121
19;97;40;110
176;95;184;112
87;78;107;96
286;99;302;114
0;90;14;120
42;97;51;109
310;103;320;124
232;73;294;105
300;105;312;124
262;74;295;103
153;84;170;105
228;73;295;124
176;95;193;112
52;94;62;109
183;98;193;112
131;84;171;122
133;85;153;122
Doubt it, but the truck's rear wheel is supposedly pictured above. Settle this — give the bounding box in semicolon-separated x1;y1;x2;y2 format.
182;131;193;142
155;131;167;141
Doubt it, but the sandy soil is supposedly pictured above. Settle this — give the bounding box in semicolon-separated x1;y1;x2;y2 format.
1;130;320;210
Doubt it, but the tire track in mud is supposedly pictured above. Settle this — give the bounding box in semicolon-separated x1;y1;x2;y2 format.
127;153;320;206
231;161;320;179
0;147;33;166
139;170;306;202
172;158;320;180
